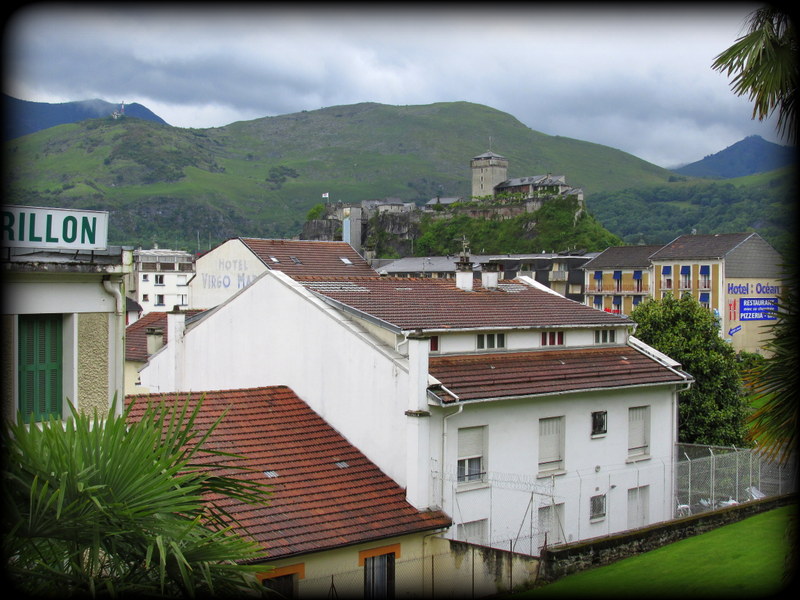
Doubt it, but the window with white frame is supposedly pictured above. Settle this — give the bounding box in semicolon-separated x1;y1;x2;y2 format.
537;503;565;550
627;406;650;458
699;265;711;289
457;426;486;484
477;332;505;350
538;416;564;473
661;266;672;290
594;329;616;344
155;294;165;306
679;266;691;289
154;274;165;286
591;411;607;436
590;494;607;520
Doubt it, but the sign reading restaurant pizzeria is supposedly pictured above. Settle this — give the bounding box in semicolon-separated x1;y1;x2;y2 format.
1;205;109;251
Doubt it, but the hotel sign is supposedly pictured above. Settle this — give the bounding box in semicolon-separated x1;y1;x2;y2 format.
2;205;109;251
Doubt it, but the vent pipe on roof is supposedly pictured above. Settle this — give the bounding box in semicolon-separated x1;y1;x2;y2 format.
455;237;473;291
146;327;164;355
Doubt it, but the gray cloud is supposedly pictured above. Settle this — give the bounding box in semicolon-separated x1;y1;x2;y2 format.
4;3;783;167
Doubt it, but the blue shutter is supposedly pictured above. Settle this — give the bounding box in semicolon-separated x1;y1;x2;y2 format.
594;270;603;280
680;266;691;275
662;266;671;275
699;293;710;303
613;295;622;306
613;271;622;280
633;270;642;280
699;265;710;275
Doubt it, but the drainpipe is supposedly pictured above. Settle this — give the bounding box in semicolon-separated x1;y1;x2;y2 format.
441;404;464;509
102;276;124;416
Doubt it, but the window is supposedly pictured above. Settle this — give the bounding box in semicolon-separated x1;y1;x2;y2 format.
537;503;565;550
699;265;711;289
142;294;150;302
154;274;165;286
457;426;486;484
661;266;672;290
699;292;710;310
613;271;622;292
541;331;564;346
290;256;302;265
538;416;564;473
680;265;691;289
594;330;616;344
591;411;607;436
361;546;398;599
263;574;296;598
628;406;650;459
429;335;439;352
477;332;505;350
177;274;188;286
141;274;149;282
456;519;488;545
590;494;607;520
627;485;650;529
178;294;188;306
18;314;63;423
593;270;603;292
633;270;643;293
155;294;165;306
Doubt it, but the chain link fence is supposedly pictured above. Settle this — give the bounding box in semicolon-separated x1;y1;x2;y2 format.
674;443;796;517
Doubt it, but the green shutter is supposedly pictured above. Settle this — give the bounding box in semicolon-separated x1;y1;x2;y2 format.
18;314;63;422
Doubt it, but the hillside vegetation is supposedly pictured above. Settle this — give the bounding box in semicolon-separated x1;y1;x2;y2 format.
4;101;673;251
4;101;793;255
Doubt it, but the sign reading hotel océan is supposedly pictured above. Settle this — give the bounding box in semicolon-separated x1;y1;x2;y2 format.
1;205;109;251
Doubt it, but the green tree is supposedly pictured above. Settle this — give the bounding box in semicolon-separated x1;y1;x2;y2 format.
630;294;748;446
2;397;271;598
712;6;797;144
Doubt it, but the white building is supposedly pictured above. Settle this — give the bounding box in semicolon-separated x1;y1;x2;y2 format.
139;255;692;552
2;206;132;422
188;237;376;309
127;247;194;313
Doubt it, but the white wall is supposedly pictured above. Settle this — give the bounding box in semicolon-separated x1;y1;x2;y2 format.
142;270;414;489
433;385;677;551
189;239;267;309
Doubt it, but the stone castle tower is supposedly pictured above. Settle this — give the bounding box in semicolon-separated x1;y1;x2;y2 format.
470;151;508;199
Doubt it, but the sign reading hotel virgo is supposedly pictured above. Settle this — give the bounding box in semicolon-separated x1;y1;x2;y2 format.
1;205;109;251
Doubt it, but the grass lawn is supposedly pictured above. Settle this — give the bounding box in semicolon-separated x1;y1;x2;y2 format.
514;504;796;598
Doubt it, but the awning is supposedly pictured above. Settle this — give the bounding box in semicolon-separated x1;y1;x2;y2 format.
662;266;672;275
613;271;622;280
594;270;603;280
699;265;710;275
699;293;710;303
633;270;642;280
680;266;691;275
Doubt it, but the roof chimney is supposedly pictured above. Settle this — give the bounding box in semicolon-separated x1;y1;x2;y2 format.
480;262;500;290
454;239;474;291
145;327;164;355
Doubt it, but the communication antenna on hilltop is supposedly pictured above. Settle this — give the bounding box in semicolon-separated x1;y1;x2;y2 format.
120;101;125;115
488;135;493;152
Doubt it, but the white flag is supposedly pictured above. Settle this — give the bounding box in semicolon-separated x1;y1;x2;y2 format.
322;192;329;198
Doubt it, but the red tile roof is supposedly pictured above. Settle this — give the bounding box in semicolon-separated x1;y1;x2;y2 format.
124;386;451;559
297;276;629;331
125;310;204;362
428;346;690;402
240;238;377;277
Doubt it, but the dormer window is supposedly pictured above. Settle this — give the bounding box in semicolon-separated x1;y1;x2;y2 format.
477;333;505;350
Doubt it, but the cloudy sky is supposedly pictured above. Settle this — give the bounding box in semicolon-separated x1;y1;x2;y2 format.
3;3;786;168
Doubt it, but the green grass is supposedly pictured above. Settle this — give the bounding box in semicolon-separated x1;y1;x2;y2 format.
514;504;796;598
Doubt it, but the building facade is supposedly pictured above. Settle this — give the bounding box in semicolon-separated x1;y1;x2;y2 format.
126;247;194;314
2;205;132;422
139;260;692;554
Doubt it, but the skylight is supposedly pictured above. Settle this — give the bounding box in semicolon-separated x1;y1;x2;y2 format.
335;461;350;469
290;256;302;265
264;470;279;478
340;257;353;265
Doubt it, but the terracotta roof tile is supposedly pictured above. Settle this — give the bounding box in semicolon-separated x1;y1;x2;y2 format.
297;276;629;331
582;245;664;270
240;238;377;277
125;310;204;362
124;386;450;559
649;233;754;260
429;346;689;402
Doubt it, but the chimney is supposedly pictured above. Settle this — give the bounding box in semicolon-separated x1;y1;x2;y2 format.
481;262;500;291
145;327;164;355
455;255;474;291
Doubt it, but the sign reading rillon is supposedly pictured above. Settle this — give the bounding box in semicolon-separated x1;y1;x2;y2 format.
1;205;109;251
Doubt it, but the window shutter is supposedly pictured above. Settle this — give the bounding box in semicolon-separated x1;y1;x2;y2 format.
539;417;562;467
680;265;691;275
699;265;710;275
458;427;484;459
628;406;648;455
18;314;62;422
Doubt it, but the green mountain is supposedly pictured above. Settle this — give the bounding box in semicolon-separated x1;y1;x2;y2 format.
3;101;675;252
